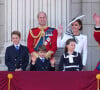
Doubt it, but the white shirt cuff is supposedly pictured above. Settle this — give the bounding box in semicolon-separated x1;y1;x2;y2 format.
95;26;100;28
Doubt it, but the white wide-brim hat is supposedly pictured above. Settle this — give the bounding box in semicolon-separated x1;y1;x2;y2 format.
67;15;85;27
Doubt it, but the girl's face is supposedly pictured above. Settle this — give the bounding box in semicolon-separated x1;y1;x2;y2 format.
71;21;81;32
66;41;76;52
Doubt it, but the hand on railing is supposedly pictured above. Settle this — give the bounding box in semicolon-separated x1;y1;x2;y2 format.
50;57;56;67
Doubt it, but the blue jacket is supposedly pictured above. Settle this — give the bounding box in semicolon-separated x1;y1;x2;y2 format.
5;44;29;71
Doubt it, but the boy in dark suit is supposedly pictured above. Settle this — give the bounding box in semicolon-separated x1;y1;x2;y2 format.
30;45;55;71
5;31;29;71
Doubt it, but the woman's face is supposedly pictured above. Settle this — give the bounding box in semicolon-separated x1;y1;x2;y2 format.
71;21;81;32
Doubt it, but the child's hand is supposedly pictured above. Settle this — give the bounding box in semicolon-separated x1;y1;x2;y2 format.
50;57;56;67
15;68;22;71
31;55;37;64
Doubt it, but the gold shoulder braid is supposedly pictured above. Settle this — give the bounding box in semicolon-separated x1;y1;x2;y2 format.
30;29;41;38
30;25;48;38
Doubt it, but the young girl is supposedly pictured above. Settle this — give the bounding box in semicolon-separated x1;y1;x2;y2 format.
59;39;83;71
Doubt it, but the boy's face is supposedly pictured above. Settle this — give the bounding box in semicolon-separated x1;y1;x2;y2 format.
38;51;46;58
12;34;21;45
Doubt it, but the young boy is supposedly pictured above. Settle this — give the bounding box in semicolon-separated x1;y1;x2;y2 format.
30;45;55;71
5;31;29;71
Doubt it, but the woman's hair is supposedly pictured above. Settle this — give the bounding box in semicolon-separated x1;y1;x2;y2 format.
64;39;76;53
76;19;83;31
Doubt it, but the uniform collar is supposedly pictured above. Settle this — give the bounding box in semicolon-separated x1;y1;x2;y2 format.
38;25;48;30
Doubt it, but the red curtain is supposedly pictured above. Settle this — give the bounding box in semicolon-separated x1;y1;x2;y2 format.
0;71;100;90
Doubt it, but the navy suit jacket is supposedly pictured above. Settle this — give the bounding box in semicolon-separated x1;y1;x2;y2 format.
5;44;29;71
30;58;55;71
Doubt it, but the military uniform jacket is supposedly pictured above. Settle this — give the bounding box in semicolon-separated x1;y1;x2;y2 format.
30;57;55;71
94;27;100;44
5;44;29;71
59;51;83;71
27;27;58;56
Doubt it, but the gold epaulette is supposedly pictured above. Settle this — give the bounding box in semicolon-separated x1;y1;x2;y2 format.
30;29;41;39
30;26;48;39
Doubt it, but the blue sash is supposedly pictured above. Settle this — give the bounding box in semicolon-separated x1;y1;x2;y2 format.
96;60;100;70
34;28;54;51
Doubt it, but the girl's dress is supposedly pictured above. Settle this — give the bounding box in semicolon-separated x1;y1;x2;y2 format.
59;51;83;71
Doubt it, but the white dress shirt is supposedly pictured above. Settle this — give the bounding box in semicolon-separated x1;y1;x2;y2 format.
14;44;20;48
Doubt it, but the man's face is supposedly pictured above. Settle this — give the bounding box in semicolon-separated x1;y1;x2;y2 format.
12;34;21;45
38;12;47;26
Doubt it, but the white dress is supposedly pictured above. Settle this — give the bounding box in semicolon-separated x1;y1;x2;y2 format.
57;33;87;66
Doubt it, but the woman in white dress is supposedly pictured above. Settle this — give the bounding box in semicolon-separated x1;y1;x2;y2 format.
57;19;87;67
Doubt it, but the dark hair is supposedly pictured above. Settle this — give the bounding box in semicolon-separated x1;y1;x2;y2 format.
76;19;83;31
37;45;47;52
64;39;76;53
11;31;21;38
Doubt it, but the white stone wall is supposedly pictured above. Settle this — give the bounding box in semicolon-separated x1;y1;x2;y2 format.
0;0;70;71
5;0;70;42
0;0;5;44
0;0;8;70
82;0;100;70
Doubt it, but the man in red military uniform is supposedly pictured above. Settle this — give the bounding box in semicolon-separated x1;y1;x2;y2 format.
93;13;100;47
27;12;58;68
93;13;100;71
